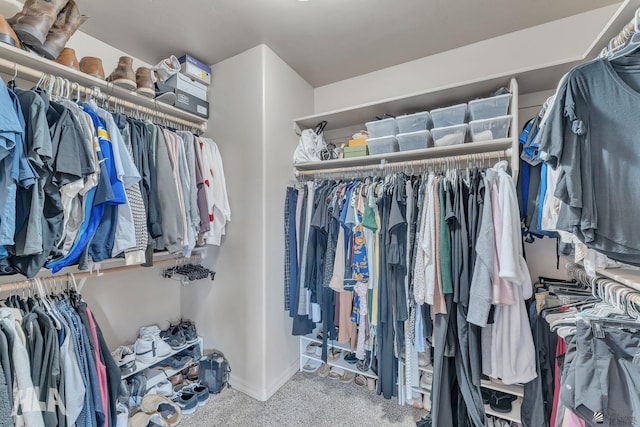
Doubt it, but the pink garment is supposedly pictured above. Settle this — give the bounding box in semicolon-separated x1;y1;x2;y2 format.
561;408;586;427
86;307;109;427
490;179;515;305
551;338;567;427
295;187;305;258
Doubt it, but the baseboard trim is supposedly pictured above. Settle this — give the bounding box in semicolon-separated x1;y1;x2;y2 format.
264;359;299;401
228;359;300;402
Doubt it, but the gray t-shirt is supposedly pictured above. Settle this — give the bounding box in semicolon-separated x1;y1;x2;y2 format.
539;57;640;263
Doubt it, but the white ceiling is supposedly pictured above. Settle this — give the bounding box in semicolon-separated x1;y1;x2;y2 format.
77;0;620;87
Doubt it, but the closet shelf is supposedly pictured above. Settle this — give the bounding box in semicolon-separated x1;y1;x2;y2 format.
595;267;640;292
0;42;207;130
415;363;524;397
294;139;512;171
300;335;378;379
122;337;203;385
484;397;522;424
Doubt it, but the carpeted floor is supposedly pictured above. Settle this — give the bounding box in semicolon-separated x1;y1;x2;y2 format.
179;371;426;426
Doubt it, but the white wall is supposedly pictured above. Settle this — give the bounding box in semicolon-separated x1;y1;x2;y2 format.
180;44;313;401
263;47;314;398
313;5;619;113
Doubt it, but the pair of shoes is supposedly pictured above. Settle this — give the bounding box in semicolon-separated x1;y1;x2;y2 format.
154;354;192;371
147;379;173;397
7;0;86;59
327;348;341;363
135;325;172;365
106;56;156;98
181;363;199;383
128;373;147;409
344;352;358;365
317;364;330;378
327;367;355;383
175;382;209;407
354;374;367;387
111;345;137;375
305;342;322;356
171;386;199;415
132;394;181;427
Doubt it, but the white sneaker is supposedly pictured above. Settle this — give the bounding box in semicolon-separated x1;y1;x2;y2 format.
147;379;173;397
116;402;128;427
139;325;172;358
135;335;156;365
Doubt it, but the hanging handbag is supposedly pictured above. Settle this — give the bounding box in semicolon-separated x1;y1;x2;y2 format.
293;121;328;163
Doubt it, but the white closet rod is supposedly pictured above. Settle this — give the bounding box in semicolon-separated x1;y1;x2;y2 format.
295;149;510;179
0;253;204;293
0;56;205;133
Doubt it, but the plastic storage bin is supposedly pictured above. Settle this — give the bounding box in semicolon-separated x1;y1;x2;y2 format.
396;112;432;133
468;115;512;142
431;124;468;147
468;93;512;121
430;104;467;128
366;136;399;155
365;118;397;138
397;130;433;151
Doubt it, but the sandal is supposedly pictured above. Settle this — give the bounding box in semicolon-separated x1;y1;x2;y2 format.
340;371;355;383
354;374;367;387
302;359;322;373
317;364;330;378
328;367;344;380
343;352;358;364
305;342;322;355
327;348;342;363
489;391;517;413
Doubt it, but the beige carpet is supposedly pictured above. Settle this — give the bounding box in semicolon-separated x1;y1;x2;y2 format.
178;371;426;426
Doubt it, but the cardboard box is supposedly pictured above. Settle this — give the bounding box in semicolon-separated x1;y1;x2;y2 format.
348;137;367;147
158;73;208;101
343;146;368;158
178;54;211;85
174;89;209;118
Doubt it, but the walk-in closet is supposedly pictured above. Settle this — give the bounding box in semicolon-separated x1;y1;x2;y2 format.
0;0;639;426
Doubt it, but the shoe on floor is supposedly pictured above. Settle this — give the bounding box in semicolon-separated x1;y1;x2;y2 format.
140;394;182;426
179;382;210;407
367;377;376;391
354;374;367;387
172;389;199;415
302;359;322;373
147;379;173;397
328;366;344;380
340;371;355;383
129;412;169;427
317;364;330;378
115;401;128;427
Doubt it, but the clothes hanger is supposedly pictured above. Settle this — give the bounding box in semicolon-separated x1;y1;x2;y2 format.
7;64;18;90
607;8;640;61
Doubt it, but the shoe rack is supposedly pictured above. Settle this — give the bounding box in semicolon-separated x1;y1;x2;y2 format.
0;41;207;132
299;334;378;380
124;336;204;391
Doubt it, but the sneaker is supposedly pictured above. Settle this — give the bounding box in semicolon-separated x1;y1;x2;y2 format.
179;320;198;344
112;345;137;375
172;389;198;415
128;374;147;409
140;394;182;426
116;402;128;427
176;343;201;362
147;379;173;397
118;379;130;404
161;325;186;350
135;335;157;365
139;325;173;358
154;354;192;371
180;382;210;407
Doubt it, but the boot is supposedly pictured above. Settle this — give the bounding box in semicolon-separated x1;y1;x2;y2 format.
55;47;79;70
0;15;21;48
79;56;105;80
34;0;86;60
7;0;69;46
106;56;136;90
135;67;155;98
